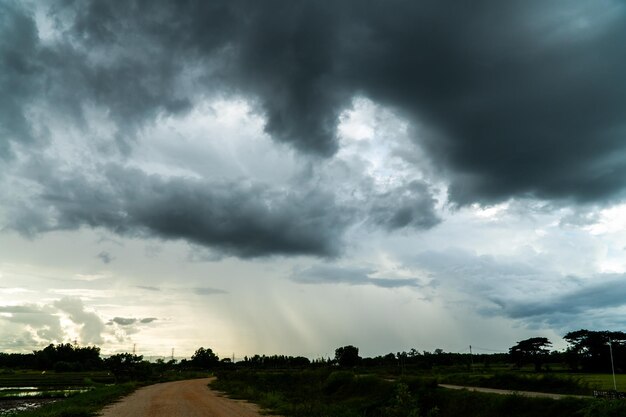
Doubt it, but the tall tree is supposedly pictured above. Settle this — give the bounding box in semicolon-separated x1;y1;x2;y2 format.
564;329;626;372
104;353;149;381
191;347;219;369
509;337;552;371
335;345;361;368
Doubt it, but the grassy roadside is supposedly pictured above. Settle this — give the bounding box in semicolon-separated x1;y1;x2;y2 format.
8;382;138;417
211;369;626;417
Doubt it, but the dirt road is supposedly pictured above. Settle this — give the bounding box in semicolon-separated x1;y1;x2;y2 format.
98;378;269;417
439;384;590;400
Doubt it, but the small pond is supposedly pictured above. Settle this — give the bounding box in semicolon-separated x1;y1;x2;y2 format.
0;387;92;415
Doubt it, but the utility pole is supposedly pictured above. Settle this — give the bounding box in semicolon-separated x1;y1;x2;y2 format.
608;339;617;391
469;345;474;371
132;344;136;355
171;348;175;361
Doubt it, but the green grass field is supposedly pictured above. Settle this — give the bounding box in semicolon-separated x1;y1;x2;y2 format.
573;373;626;391
0;369;114;388
397;362;626;395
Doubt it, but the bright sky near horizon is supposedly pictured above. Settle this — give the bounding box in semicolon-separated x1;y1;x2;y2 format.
2;0;626;359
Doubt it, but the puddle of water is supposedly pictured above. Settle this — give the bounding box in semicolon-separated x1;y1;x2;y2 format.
0;387;93;414
0;387;38;391
0;398;58;416
0;387;92;399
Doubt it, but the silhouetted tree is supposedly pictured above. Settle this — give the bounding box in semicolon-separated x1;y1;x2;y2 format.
564;329;626;372
32;343;102;370
104;353;150;381
509;337;552;371
241;354;310;369
335;345;361;367
0;352;36;369
191;347;219;369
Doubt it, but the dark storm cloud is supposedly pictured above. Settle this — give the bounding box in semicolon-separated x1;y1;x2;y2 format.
3;0;626;252
0;2;43;159
368;181;440;231
292;265;421;288
7;163;350;258
32;0;626;203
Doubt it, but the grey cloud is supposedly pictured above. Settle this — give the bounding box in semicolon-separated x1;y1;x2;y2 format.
110;317;136;326
139;317;157;324
342;1;626;204
413;249;626;329
54;297;105;345
0;305;43;314
136;286;160;292
0;304;64;343
493;275;626;321
412;249;541;283
193;287;227;295
410;248;555;311
3;1;625;204
97;251;113;264
109;316;157;325
292;265;421;288
559;209;601;228
66;1;626;202
0;2;43;159
1;332;39;350
368;181;440;231
8;163;350;258
108;315;157;341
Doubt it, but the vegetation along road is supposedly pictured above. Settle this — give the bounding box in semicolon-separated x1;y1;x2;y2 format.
97;378;267;417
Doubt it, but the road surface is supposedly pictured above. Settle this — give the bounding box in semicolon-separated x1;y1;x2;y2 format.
98;378;271;417
439;384;590;400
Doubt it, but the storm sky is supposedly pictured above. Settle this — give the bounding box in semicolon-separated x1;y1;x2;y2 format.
2;0;626;359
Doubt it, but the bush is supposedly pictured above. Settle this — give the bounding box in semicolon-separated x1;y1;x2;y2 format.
323;371;355;394
580;400;626;417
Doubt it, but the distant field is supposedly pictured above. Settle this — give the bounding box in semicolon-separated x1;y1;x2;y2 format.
399;365;626;396
573;373;626;391
0;369;114;388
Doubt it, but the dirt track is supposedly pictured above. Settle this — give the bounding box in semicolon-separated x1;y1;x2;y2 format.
98;378;269;417
439;384;590;400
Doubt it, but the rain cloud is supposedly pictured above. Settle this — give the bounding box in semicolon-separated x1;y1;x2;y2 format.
2;0;626;260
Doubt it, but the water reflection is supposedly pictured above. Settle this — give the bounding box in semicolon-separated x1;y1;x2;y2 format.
0;398;58;415
0;387;92;398
0;386;92;414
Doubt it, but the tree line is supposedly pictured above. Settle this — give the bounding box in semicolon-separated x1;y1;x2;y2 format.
510;329;626;373
0;328;623;378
